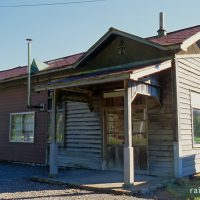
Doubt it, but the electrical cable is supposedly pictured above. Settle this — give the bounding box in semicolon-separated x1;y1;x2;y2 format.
0;0;107;8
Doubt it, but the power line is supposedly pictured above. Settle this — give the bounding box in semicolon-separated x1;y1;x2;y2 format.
0;0;107;8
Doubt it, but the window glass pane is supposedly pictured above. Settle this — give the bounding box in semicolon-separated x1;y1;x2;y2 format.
193;109;200;144
11;131;23;142
105;108;124;145
56;112;64;143
24;131;33;142
132;121;146;133
10;113;34;143
13;115;22;124
108;134;124;145
23;114;33;124
48;99;52;110
132;109;145;120
106;109;124;134
132;133;147;145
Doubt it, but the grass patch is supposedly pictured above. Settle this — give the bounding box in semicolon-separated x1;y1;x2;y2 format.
164;177;200;200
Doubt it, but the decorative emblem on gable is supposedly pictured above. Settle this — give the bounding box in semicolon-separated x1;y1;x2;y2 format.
118;38;126;55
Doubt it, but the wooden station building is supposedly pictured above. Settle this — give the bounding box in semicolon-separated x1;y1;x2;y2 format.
0;20;200;185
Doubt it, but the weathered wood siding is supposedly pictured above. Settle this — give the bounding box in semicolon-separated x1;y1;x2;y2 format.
177;56;200;176
58;96;102;169
81;36;172;70
147;70;175;176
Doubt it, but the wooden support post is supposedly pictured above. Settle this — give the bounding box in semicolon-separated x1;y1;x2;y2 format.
123;80;134;187
49;89;58;177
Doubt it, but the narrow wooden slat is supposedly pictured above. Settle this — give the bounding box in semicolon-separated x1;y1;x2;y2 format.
58;97;102;169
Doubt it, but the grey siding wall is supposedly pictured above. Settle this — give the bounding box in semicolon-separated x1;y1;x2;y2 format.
58;96;102;169
147;70;175;176
177;56;200;176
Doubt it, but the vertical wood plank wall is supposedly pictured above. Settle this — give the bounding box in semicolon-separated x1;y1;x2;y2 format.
58;96;102;169
177;57;200;176
147;70;175;176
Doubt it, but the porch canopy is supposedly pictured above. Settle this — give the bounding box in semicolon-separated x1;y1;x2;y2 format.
34;58;172;186
34;58;171;92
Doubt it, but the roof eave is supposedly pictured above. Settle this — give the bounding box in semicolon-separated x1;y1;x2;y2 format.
180;32;200;51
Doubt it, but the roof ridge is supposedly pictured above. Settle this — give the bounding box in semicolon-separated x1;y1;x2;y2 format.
166;24;200;35
147;24;200;40
45;52;85;63
0;65;26;73
0;52;84;73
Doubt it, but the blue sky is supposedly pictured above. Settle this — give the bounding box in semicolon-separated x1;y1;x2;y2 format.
0;0;199;70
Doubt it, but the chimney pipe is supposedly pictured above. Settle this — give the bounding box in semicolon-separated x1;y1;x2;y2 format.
26;38;32;108
157;12;167;37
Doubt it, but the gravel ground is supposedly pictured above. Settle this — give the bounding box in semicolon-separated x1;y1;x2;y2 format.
0;162;152;200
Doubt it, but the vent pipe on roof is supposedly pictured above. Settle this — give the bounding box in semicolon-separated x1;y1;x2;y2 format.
157;12;167;37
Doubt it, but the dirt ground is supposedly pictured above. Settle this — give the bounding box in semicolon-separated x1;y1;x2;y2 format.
1;162;199;200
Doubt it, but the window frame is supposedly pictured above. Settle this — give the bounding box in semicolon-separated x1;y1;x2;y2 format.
9;111;35;143
192;107;200;148
104;106;124;146
190;90;200;148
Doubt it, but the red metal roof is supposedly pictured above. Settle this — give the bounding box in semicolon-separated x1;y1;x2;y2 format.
0;25;200;81
0;66;27;81
46;53;84;69
0;52;84;81
149;25;200;45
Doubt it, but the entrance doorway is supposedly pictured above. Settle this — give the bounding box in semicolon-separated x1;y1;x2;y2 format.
103;94;148;174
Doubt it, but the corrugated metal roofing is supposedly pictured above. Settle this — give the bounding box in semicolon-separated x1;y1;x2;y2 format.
0;66;27;81
0;52;84;81
0;25;200;81
149;25;200;45
46;53;84;69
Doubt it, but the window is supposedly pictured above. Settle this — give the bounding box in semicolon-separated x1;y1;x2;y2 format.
105;108;124;145
104;96;124;145
10;112;35;143
193;108;200;145
132;108;147;146
191;91;200;147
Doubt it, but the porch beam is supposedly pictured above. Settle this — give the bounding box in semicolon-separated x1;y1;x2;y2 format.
34;73;130;92
123;80;134;187
49;88;58;177
130;60;171;80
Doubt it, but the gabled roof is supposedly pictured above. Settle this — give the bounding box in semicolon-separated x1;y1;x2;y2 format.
0;66;27;81
74;25;200;68
0;25;200;82
149;25;200;46
46;53;84;69
0;52;84;81
74;28;167;68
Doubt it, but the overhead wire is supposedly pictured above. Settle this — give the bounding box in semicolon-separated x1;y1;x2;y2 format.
0;0;107;8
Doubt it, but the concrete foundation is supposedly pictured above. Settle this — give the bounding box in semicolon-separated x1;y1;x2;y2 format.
123;147;134;186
